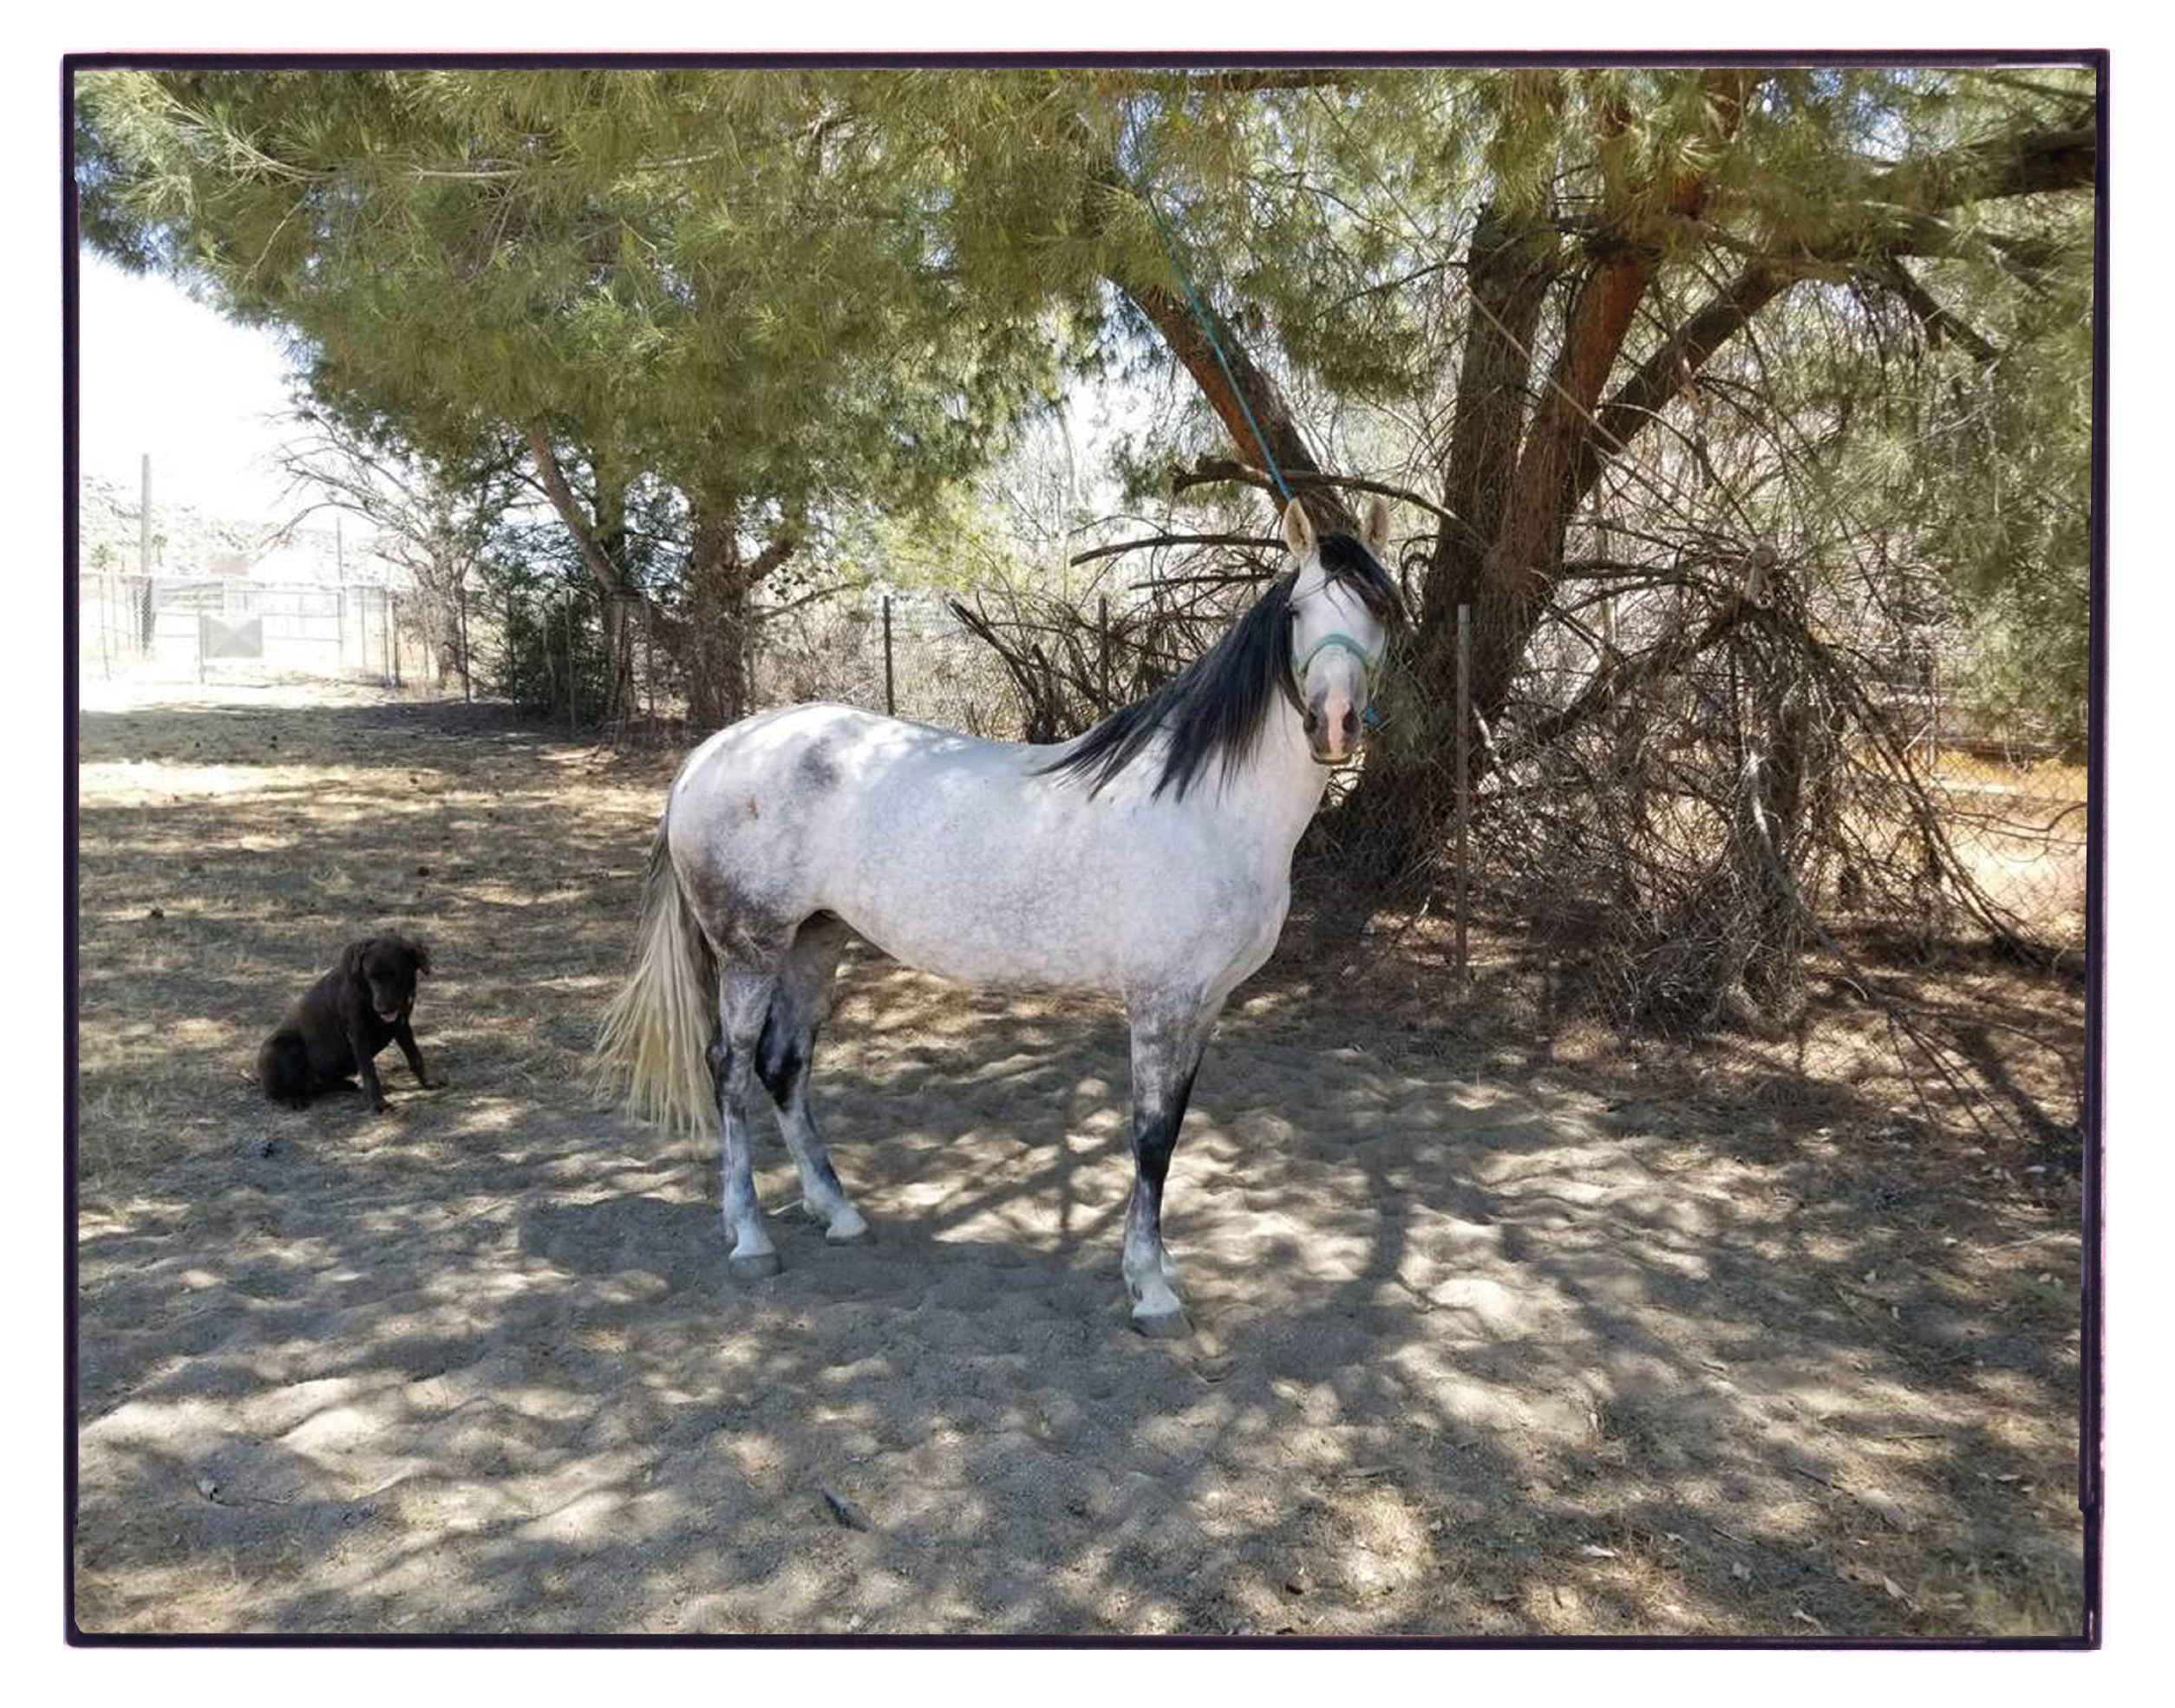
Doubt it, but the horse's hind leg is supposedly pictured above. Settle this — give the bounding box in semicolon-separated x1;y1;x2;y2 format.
710;961;787;1281
756;913;871;1245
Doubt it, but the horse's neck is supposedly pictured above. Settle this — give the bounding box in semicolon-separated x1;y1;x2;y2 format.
1222;696;1333;854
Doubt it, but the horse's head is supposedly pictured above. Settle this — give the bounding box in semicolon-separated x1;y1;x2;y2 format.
1282;494;1402;766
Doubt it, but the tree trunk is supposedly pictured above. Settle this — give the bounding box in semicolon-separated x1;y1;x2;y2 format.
678;499;799;731
1100;98;2089;890
524;424;640;721
683;509;750;730
1336;203;1563;871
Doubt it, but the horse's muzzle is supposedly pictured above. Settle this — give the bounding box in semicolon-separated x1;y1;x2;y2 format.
1303;701;1363;766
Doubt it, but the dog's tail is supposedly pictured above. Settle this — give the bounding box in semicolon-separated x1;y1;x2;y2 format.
593;809;718;1137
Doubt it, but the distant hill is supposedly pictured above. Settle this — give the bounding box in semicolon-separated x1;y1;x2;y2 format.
75;474;404;587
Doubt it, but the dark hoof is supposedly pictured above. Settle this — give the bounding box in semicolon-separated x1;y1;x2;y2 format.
728;1250;784;1281
1132;1307;1190;1340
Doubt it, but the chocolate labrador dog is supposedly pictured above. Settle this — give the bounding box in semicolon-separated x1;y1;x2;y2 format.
258;931;443;1112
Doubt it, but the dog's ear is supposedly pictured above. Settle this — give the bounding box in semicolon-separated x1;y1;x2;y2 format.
409;938;432;978
339;938;373;984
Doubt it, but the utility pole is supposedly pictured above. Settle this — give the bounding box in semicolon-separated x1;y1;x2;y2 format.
138;453;152;577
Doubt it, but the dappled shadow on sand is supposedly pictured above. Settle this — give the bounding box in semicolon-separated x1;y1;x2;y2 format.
75;694;2085;1638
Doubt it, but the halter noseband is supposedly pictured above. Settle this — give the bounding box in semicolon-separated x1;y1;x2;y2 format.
1292;630;1387;733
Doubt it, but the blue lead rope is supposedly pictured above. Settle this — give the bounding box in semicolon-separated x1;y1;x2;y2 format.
1139;184;1296;510
1133;127;1388;732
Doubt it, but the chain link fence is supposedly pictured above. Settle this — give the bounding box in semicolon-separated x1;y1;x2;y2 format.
77;571;438;691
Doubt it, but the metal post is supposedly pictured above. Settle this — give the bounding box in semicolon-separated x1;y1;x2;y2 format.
458;579;473;702
97;573;112;681
381;589;393;686
635;600;652;731
566;591;578;737
1455;603;1472;992
882;594;896;717
138;454;152;581
1099;593;1110;707
196;610;207;685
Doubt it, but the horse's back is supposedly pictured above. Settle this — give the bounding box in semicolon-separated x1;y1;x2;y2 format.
664;700;1283;997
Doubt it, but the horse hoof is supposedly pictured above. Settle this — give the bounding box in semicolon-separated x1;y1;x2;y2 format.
826;1222;876;1246
728;1251;783;1281
1131;1307;1190;1340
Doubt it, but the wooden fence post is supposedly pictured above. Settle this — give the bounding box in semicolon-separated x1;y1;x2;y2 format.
643;599;658;735
458;580;473;703
882;594;896;717
1455;603;1472;992
1099;593;1110;708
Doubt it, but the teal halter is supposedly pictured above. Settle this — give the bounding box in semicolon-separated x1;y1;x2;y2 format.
1293;630;1388;729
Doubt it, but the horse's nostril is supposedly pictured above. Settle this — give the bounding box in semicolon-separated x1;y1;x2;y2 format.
1303;708;1320;734
1342;707;1360;740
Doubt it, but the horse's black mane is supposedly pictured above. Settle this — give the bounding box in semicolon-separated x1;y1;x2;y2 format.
1041;531;1406;800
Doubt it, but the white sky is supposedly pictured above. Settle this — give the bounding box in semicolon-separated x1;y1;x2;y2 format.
77;250;310;521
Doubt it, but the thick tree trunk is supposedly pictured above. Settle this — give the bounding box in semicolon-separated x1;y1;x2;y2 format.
683;512;751;730
1334;204;1562;872
1101;100;2089;890
678;499;799;731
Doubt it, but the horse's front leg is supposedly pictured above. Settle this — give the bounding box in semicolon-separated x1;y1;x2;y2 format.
1121;996;1216;1337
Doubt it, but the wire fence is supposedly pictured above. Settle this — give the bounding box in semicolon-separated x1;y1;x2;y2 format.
77;572;440;692
76;563;2087;1134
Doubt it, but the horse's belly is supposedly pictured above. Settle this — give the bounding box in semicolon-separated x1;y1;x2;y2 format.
826;852;1127;994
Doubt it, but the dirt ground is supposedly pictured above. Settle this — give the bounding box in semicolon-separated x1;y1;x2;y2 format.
73;675;2088;1638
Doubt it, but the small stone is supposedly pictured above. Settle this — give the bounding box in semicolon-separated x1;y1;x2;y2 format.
146;907;165;921
819;1487;872;1531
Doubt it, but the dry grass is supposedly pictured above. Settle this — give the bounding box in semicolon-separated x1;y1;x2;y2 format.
75;676;2089;1639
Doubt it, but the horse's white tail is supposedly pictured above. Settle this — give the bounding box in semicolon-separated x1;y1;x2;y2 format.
593;813;718;1137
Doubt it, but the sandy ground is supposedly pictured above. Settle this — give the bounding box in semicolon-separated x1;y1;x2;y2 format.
74;674;2087;1637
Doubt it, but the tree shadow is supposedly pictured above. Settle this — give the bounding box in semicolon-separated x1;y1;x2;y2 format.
74;694;2087;1639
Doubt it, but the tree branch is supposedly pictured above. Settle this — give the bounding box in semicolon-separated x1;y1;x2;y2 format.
1070;530;1280;567
1172;457;1462;529
1871;256;2001;363
524;422;630;602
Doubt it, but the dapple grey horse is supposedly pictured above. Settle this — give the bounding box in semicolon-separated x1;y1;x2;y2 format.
596;497;1405;1334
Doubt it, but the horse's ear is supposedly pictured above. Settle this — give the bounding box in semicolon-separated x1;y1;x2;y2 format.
1364;495;1393;560
1280;497;1316;560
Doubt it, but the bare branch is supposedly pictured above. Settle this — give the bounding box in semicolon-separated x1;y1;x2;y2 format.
1071;531;1280;567
1172;458;1464;528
